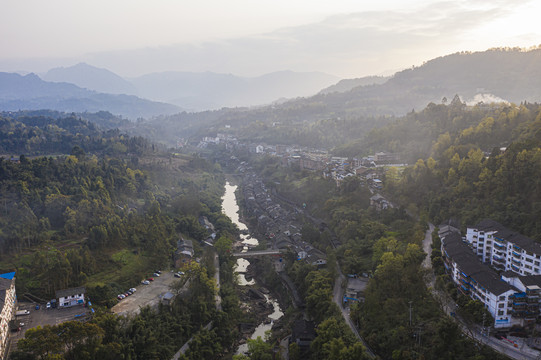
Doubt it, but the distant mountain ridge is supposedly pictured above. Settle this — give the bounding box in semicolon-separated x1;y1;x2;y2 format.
0;72;181;119
286;47;541;117
38;63;341;111
134;47;541;147
43;63;138;95
131;70;340;110
319;76;389;94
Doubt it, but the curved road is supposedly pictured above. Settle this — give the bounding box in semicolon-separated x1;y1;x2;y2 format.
332;265;376;358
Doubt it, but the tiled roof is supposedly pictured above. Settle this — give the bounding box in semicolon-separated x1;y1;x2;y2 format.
470;269;513;295
55;287;85;299
472;219;541;255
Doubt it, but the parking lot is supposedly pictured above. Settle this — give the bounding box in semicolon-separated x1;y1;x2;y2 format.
111;270;182;316
9;302;90;353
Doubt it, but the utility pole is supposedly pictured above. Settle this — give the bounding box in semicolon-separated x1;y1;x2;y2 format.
409;301;413;327
482;312;486;336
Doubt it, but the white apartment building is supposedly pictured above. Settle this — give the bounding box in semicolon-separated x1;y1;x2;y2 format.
441;232;519;328
465;219;541;276
0;272;16;360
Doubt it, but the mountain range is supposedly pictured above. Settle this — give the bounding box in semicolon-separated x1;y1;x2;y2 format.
0;72;181;120
273;47;541;118
41;63;340;111
131;47;541;146
3;48;541;125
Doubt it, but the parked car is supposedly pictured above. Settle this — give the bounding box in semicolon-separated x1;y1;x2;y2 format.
35;304;40;310
153;273;160;277
129;288;136;292
155;270;162;274
178;271;185;275
174;273;181;278
147;277;154;281
46;302;51;309
141;280;150;285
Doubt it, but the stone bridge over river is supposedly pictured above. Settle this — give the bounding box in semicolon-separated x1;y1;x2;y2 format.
232;249;283;257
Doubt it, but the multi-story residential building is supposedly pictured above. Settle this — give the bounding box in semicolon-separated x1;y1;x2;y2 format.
441;232;517;328
501;272;541;326
0;272;16;359
465;220;541;276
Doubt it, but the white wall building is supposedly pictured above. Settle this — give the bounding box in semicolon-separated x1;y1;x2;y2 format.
441;229;534;328
0;272;15;360
465;220;541;276
56;287;85;308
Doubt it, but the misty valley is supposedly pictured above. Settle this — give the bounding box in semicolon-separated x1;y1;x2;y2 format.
2;43;541;360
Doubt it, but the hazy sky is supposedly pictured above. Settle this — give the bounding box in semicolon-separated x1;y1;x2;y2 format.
2;0;541;78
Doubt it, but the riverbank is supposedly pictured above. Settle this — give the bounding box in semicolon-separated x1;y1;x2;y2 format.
222;180;285;355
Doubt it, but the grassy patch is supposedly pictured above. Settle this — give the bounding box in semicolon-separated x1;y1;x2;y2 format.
86;250;154;288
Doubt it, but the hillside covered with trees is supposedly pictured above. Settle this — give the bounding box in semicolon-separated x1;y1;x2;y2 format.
134;47;541;149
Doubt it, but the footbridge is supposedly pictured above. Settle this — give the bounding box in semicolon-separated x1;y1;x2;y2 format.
232;249;283;257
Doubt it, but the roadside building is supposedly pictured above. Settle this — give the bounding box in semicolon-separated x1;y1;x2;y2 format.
56;287;85;308
175;239;194;268
441;223;541;329
162;292;175;305
0;272;15;360
465;219;541;275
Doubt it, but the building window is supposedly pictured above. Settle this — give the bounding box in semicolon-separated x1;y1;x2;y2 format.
498;303;505;308
535;261;540;266
499;296;506;301
498;310;504;316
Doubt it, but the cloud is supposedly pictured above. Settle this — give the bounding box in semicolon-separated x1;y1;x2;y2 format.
6;0;539;78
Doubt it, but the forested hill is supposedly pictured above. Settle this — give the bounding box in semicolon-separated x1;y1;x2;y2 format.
367;100;541;240
140;47;541;147
0;112;145;156
335;99;541;161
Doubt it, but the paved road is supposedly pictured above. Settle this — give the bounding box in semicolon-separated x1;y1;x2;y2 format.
332;265;376;358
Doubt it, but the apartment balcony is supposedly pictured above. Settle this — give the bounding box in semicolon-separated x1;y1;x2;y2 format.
512;258;522;266
512;251;521;258
494;242;505;249
511;264;520;272
494;236;505;243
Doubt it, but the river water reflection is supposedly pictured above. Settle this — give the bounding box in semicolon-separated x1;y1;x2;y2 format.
221;181;283;354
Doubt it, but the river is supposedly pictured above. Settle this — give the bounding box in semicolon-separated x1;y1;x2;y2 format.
221;181;283;354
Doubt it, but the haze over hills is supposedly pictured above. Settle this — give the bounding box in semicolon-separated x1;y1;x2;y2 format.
0;72;180;119
278;47;541;118
43;63;138;95
135;48;541;147
39;63;341;111
318;76;389;95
